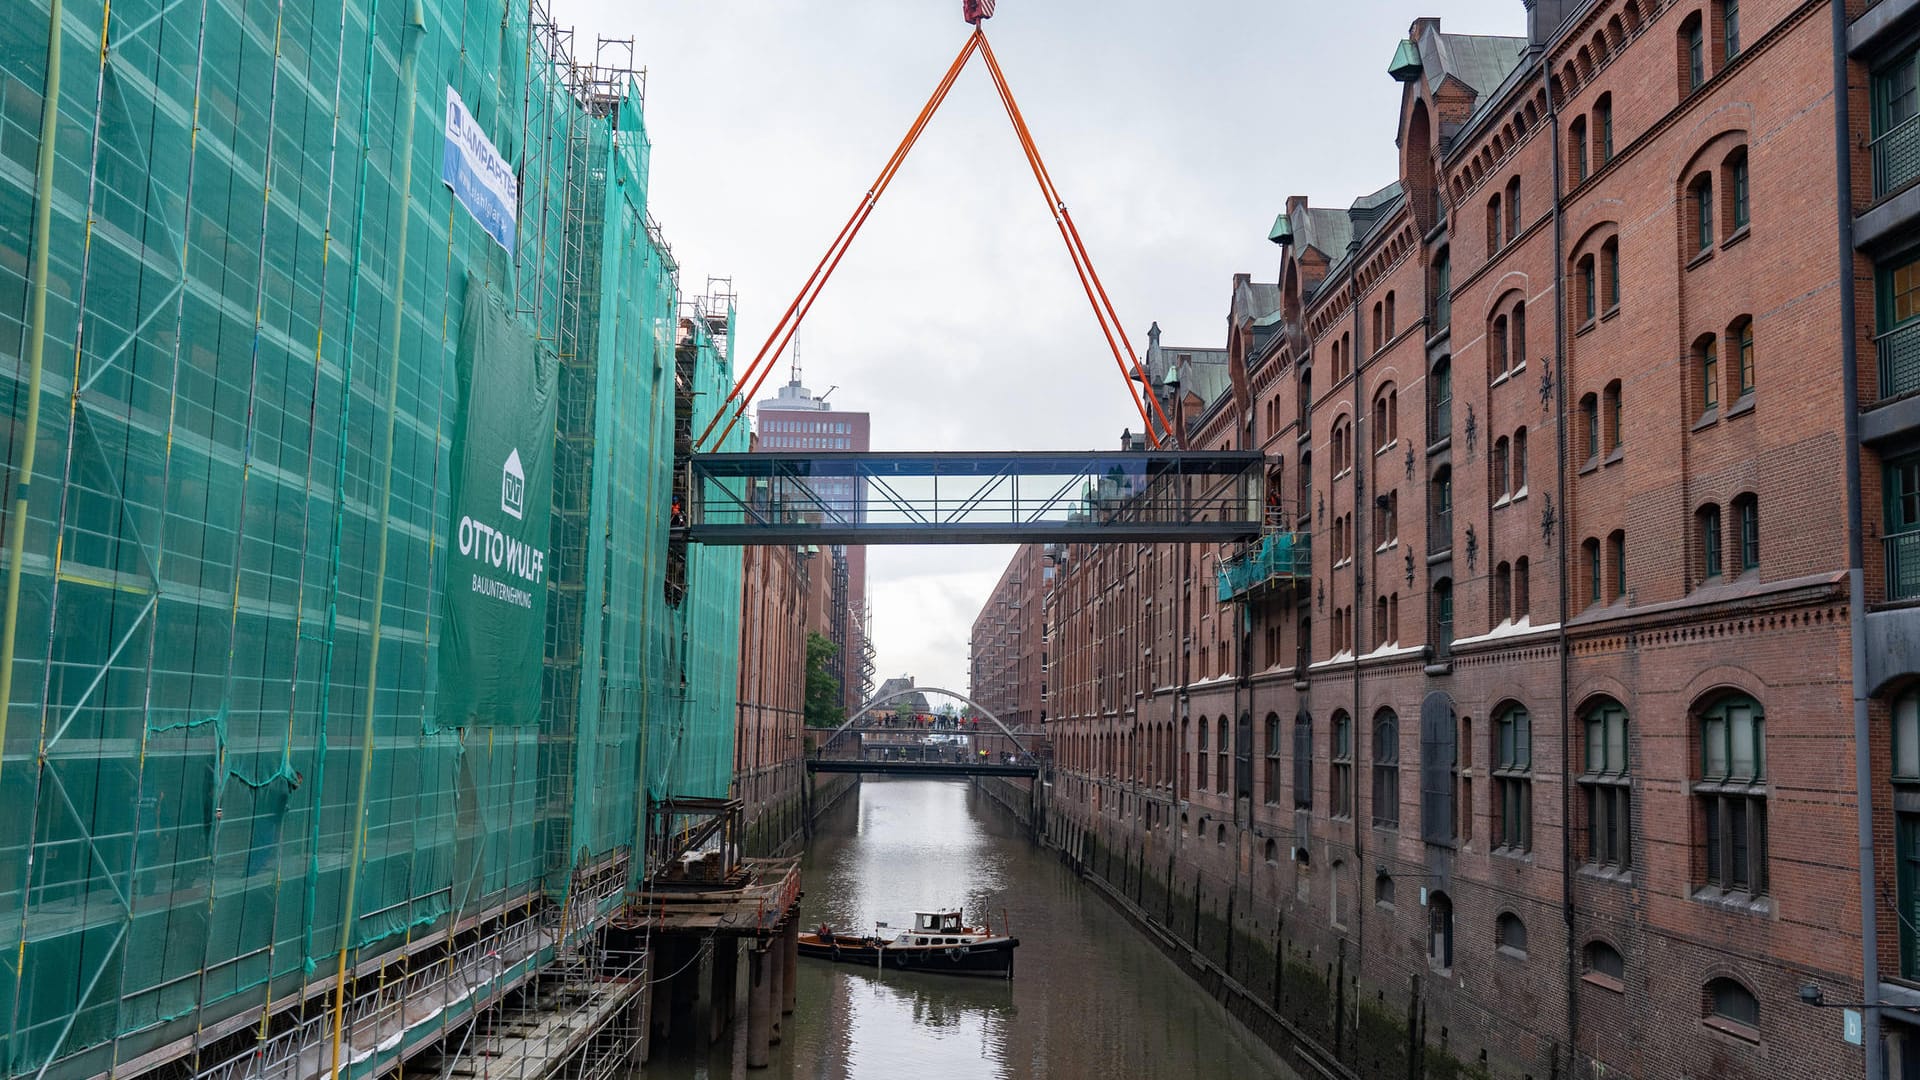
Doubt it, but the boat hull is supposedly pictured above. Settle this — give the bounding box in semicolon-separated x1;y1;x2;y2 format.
797;935;1019;977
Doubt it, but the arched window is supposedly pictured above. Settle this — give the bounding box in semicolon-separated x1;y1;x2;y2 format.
1695;333;1721;417
1604;379;1623;453
1293;709;1313;810
1216;823;1226;845
1602;237;1621;311
1167;714;1182;791
1487;194;1503;252
1490;313;1510;381
1332;710;1354;817
1492;435;1511;499
1429;358;1453;444
1583;537;1603;607
1431;466;1453;553
1376;871;1395;907
1608;529;1627;602
1691;173;1715;252
1385;291;1396;337
1432;248;1452;325
1733;492;1759;573
1495;704;1533;852
1372;709;1401;828
1584;940;1626;985
1580;392;1600;460
1594;93;1615;165
1729;316;1754;398
1265;837;1279;864
1512;301;1528;369
1197;718;1209;789
1514;427;1529;491
1264;712;1281;805
1699;503;1725;582
1682;12;1706;91
1374;385;1399;451
1578;254;1598;323
1433;577;1455;647
1497;912;1528;956
1706;977;1760;1030
1724;147;1749;232
1514;556;1531;619
1698;694;1768;899
1571;116;1589;181
1581;699;1632;871
1216;716;1229;794
1506;177;1522;239
1428;891;1454;971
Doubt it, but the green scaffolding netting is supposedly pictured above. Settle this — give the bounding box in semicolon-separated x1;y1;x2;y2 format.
0;0;742;1074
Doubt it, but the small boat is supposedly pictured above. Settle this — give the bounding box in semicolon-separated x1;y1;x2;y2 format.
798;908;1019;978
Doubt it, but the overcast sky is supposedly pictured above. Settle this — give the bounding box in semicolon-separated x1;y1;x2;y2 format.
551;0;1521;693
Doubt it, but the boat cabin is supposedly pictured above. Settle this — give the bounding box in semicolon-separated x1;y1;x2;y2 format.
913;910;966;934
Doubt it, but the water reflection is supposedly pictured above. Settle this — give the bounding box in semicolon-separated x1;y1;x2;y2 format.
641;779;1293;1080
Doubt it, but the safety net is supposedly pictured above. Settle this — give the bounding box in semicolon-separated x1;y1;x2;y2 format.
0;0;742;1074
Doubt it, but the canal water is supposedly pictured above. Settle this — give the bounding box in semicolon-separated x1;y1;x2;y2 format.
644;778;1294;1079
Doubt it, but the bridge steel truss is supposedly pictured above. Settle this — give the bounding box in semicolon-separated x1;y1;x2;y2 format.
685;450;1266;545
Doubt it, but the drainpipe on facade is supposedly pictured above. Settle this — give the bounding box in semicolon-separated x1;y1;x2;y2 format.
1834;0;1881;1072
1544;57;1581;1079
1345;247;1368;1022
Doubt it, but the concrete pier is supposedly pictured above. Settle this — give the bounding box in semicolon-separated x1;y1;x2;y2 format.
767;936;785;1045
747;946;773;1068
782;918;800;1015
708;936;739;1044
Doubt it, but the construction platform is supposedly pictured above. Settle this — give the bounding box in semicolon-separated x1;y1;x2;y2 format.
616;857;804;938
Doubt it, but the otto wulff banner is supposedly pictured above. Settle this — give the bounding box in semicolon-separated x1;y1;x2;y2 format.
443;86;516;252
440;272;557;727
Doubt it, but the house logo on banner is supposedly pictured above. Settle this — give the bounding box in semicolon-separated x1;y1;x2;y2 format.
501;448;525;520
442;86;518;252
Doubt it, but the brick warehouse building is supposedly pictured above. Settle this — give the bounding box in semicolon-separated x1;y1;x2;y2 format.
970;544;1052;728
1021;1;1920;1076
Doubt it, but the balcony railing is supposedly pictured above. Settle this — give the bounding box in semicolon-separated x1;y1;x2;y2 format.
1875;111;1920;199
1888;528;1920;602
1429;508;1454;555
1880;320;1920;400
1216;532;1311;602
1429;400;1451;447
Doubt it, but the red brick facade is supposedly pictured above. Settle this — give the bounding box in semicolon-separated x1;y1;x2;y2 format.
969;544;1051;729
1023;2;1920;1076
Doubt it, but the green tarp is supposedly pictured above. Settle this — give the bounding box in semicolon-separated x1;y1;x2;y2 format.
442;272;557;728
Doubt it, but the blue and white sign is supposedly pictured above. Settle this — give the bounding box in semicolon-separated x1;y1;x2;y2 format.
442;86;517;253
1844;1008;1863;1046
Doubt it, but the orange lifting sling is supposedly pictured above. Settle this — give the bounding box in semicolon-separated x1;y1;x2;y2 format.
695;13;1176;452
